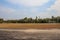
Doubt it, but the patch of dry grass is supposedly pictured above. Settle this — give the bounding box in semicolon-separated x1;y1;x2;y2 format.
0;23;60;29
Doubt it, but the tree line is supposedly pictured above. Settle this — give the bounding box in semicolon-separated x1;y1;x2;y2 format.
0;16;60;23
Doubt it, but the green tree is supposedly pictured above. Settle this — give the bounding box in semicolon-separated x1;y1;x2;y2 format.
56;16;60;23
0;18;3;23
34;16;38;23
23;17;28;23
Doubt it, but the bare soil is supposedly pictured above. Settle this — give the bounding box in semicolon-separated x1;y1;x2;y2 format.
0;23;60;29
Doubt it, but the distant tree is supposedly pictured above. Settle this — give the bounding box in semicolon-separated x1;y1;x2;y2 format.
51;16;56;23
42;18;50;23
38;19;42;23
34;16;38;23
0;16;60;23
56;16;60;23
27;18;32;23
17;19;24;23
23;17;28;23
0;18;3;23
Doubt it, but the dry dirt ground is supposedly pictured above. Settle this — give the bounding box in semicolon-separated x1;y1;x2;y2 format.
0;29;60;40
0;23;60;29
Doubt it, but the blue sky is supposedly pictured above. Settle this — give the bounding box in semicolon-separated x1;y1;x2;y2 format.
0;0;60;19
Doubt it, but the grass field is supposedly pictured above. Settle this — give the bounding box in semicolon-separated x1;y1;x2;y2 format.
0;23;60;29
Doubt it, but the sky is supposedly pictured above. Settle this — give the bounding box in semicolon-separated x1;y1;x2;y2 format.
0;0;60;19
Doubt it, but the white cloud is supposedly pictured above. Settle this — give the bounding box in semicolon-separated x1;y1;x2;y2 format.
31;8;39;13
0;0;60;19
0;6;15;14
6;0;49;7
47;0;60;16
32;11;52;18
48;0;60;11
